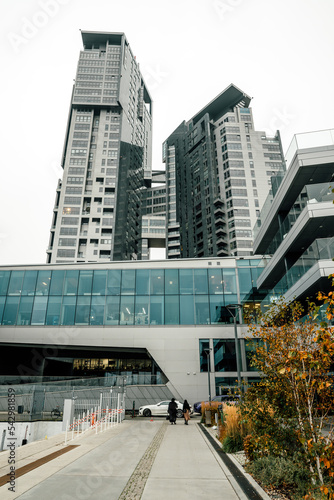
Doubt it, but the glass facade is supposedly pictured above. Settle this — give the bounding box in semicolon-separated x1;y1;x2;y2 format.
0;265;264;327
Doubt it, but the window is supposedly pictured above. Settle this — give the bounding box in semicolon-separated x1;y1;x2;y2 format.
180;296;194;324
199;339;210;372
165;295;179;324
31;297;48;325
78;270;93;295
214;339;237;371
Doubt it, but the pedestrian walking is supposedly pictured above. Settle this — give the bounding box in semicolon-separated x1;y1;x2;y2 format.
182;399;191;425
168;397;178;424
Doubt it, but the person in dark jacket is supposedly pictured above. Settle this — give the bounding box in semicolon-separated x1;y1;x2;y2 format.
182;400;191;425
168;398;178;424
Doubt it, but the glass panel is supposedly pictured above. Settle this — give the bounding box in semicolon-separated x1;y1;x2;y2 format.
135;296;149;325
106;270;121;295
75;296;91;324
165;269;179;294
150;296;164;325
135;270;149;295
0;297;5;323
92;270;107;295
8;271;24;295
213;339;237;371
0;271;10;295
238;268;252;301
250;259;263;267
120;296;134;325
90;296;105;325
199;339;210;372
2;297;20;325
215;377;238;395
21;271;38;296
245;339;263;371
194;269;208;294
150;270;164;295
164;295;179;324
17;297;34;325
78;270;93;295
250;266;263;284
223;269;237;295
209;295;225;324
50;270;65;296
224;294;239;308
35;270;51;295
121;270;135;294
46;297;62;325
180;295;194;324
105;296;120;324
194;296;210;324
61;296;76;325
63;270;79;295
179;270;194;294
31;297;48;325
236;259;250;267
208;269;223;294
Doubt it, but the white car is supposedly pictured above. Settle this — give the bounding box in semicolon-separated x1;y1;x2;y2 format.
139;400;192;418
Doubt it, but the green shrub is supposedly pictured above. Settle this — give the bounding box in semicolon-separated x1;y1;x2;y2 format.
246;455;310;495
222;434;243;453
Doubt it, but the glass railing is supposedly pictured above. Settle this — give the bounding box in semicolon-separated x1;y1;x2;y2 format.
256;183;334;255
254;129;334;241
285;129;334;170
268;237;334;295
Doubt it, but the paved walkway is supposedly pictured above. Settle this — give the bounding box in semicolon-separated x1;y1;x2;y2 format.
0;416;269;500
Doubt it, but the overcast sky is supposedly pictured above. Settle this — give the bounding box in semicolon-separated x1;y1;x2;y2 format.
1;0;333;265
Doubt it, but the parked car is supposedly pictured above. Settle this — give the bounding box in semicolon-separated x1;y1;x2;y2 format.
139;400;193;418
193;395;240;414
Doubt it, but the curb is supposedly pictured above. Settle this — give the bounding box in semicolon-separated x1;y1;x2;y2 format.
199;424;271;500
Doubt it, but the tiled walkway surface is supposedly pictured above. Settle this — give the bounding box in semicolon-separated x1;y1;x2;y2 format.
0;416;269;500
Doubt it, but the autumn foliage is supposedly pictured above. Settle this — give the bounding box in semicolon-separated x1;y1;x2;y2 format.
242;274;334;499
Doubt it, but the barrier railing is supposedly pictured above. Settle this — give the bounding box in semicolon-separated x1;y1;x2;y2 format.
64;406;125;445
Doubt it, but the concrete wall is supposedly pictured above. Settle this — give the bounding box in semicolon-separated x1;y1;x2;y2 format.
0;322;255;406
0;421;63;451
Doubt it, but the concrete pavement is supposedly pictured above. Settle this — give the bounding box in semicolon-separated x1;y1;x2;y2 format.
0;415;269;500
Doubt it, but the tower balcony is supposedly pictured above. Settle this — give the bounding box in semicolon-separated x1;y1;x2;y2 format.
213;198;224;207
215;226;226;237
214;206;224;217
168;248;181;256
216;237;227;247
168;239;180;248
214;217;226;227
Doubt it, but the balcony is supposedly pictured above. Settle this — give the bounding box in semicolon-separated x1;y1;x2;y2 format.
168;248;181;255
215;217;225;227
213;197;224;207
216;237;227;247
215;227;226;237
214;206;224;217
167;240;180;248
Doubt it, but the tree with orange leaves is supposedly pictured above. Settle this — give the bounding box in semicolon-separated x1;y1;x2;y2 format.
242;276;334;498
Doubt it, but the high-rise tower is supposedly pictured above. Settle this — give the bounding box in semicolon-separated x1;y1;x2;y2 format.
47;31;152;263
163;84;285;258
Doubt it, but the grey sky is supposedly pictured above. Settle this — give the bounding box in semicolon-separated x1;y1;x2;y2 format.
1;0;333;265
